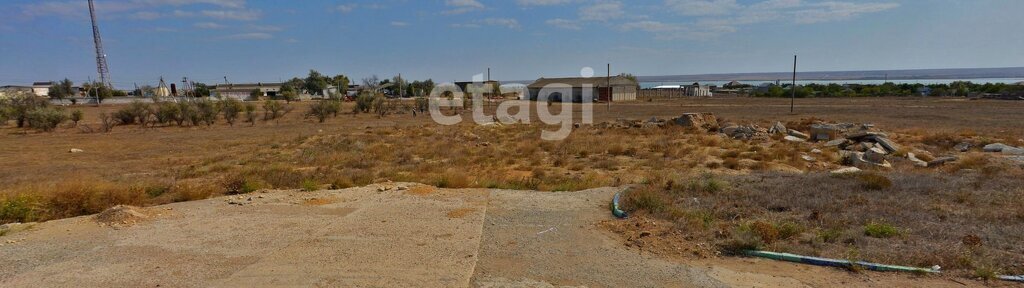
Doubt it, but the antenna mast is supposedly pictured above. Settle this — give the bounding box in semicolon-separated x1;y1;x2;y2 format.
88;0;112;88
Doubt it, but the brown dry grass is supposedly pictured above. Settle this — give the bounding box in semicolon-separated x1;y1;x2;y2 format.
620;167;1024;277
2;97;1023;280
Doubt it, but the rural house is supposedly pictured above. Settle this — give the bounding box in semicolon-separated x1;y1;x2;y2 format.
527;76;637;102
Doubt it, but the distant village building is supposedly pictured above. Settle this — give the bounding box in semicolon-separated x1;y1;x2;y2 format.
214;83;282;100
527;76;637;102
723;81;744;88
650;82;713;97
32;81;53;97
0;85;34;99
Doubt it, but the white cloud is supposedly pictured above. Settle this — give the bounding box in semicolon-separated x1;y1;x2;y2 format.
194;22;225;29
482;18;521;29
546;18;581;30
248;24;282;32
620;21;683;32
200;9;261;21
129;11;163;20
794;2;899;24
222;32;272;40
336;4;357;13
517;0;574;6
450;23;482;29
390;21;409;27
664;0;739;16
579;1;623;21
444;0;485;14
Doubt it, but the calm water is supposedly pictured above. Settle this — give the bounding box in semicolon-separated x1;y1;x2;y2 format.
640;78;1024;89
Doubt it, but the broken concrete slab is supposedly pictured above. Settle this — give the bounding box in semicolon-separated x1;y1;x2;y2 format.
824;139;848;147
845;131;888;140
983;143;1012;152
927;156;958;166
788;130;810;140
907;153;929;168
868;136;901;153
784;135;806;143
1003;146;1024;155
850;151;892;170
954;142;972;152
673;113;719;131
809;123;847;141
865;147;888;163
769;121;787;134
830;167;862;175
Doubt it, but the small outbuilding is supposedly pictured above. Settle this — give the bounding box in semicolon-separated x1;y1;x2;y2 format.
527;76;637;102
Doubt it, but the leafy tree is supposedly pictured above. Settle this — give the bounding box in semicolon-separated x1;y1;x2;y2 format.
193;83;212;97
263;100;285;120
82;82;113;103
48;79;75;103
7;93;50;127
332;74;350;97
304;70;330;96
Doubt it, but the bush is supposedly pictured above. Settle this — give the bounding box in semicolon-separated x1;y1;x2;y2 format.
221;98;243;126
263;100;285;120
154;102;181;125
353;92;375;113
300;179;319;191
25;107;68;132
7;93;50;128
0;196;40;224
194;99;220;126
307;100;340;123
864;220;900;238
70;110;83;126
243;102;257;125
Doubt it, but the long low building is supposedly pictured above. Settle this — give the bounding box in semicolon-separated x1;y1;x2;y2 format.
527;76;637;102
214;83;282;100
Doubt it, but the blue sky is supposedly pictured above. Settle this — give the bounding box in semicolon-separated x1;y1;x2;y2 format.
1;0;1022;88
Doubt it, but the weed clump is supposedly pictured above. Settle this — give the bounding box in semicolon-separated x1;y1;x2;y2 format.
864;220;900;238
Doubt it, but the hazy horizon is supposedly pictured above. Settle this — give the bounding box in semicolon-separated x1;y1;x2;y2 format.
2;0;1023;87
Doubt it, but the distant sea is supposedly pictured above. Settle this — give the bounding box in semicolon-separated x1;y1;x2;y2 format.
640;78;1024;89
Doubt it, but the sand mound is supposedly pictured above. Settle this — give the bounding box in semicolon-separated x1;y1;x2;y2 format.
95;205;149;227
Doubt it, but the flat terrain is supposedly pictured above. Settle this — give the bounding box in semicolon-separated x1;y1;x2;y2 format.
2;96;1024;285
0;184;989;287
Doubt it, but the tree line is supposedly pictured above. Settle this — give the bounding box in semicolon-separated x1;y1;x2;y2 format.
753;81;1024;98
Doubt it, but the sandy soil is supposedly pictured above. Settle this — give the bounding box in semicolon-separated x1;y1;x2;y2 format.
0;184;996;287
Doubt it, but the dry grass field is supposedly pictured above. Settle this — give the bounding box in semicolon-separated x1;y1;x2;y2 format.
2;96;1024;279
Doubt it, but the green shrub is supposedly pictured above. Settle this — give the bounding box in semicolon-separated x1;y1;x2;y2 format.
26;107;68;132
0;196;40;224
69;110;83;126
864;220;900;238
353;92;375;113
221;98;243;126
194;99;220;126
263;100;285;120
154;102;181;125
301;179;319;191
243;102;257;125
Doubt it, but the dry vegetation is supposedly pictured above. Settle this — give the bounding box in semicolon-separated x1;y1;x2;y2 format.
2;96;1024;280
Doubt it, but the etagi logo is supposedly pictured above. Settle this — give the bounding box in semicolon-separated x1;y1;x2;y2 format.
428;67;598;141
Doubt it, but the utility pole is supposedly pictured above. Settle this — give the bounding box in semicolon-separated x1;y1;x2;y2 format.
790;55;797;114
607;63;611;111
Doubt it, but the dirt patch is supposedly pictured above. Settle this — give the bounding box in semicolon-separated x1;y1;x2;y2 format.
406;185;437;196
94;205;149;227
446;207;476;219
301;197;339;206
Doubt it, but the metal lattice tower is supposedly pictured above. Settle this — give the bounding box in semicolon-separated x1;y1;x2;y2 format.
88;0;111;88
